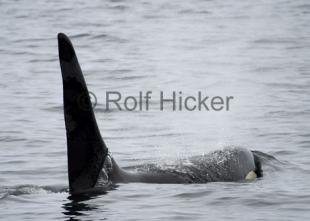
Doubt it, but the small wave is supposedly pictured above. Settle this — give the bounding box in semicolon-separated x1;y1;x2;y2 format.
178;9;211;15
109;69;133;75
11;37;53;43
89;33;128;43
91;33;108;39
253;38;296;45
70;33;90;39
41;105;63;112
109;0;126;3
109;75;148;81
108;132;183;140
0;185;68;200
295;3;310;9
0;136;27;143
270;150;297;156
252;150;308;174
108;5;129;11
28;58;57;63
252;150;283;164
174;190;212;199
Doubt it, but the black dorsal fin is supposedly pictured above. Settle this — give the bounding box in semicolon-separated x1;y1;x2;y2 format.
58;33;108;193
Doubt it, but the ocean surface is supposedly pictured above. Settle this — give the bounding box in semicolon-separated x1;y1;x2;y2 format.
1;0;310;220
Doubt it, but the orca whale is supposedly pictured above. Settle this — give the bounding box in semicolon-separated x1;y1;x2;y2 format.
57;33;262;195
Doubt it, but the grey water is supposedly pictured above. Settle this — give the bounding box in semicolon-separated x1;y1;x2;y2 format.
1;0;310;220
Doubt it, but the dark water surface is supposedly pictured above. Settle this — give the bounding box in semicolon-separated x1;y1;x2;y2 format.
1;0;310;220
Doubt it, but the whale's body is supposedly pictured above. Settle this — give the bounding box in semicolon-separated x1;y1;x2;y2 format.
108;147;262;183
57;33;262;195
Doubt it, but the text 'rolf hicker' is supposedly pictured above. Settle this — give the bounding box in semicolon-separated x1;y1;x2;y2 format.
87;91;234;112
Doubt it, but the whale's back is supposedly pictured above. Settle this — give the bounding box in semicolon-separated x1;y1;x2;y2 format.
135;147;260;183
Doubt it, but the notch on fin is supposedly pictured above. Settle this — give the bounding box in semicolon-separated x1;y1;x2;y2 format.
58;33;108;194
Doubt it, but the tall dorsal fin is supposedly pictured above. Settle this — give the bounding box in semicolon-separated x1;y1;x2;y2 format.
58;33;108;193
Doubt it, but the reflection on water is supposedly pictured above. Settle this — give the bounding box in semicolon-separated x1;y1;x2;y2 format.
63;195;100;220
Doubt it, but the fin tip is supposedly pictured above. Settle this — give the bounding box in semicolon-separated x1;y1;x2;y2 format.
58;33;75;62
